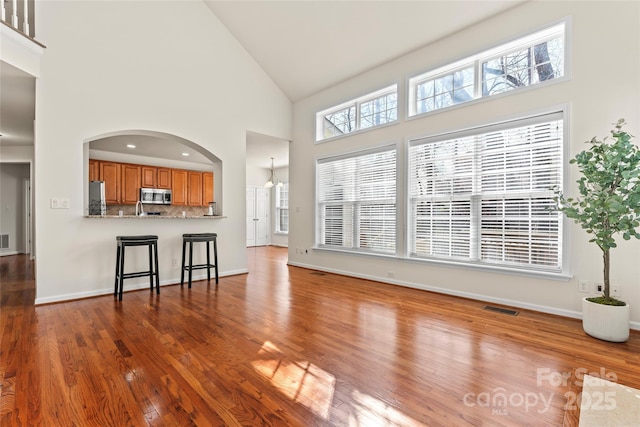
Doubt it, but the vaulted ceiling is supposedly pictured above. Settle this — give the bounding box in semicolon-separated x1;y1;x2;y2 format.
203;0;524;102
1;1;523;168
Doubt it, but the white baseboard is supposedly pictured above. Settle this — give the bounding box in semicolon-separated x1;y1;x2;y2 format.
34;268;248;305
0;251;20;257
287;261;640;331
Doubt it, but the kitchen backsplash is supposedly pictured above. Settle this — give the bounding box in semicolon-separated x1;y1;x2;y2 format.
106;205;211;217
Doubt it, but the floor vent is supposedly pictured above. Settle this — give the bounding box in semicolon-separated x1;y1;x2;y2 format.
310;272;326;276
0;234;8;249
484;305;519;316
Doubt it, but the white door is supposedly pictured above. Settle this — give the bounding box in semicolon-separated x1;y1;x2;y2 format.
246;187;270;247
23;179;31;255
246;188;257;247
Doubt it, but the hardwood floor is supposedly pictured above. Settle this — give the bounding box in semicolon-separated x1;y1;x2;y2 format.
1;248;639;426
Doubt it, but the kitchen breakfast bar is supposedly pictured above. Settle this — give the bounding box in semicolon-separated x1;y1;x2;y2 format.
85;214;226;219
86;214;225;300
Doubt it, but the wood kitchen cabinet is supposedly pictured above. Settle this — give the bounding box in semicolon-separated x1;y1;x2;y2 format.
156;167;171;189
99;161;121;205
202;172;214;206
121;164;141;205
188;171;203;206
90;159;210;207
141;166;157;188
89;159;100;181
172;169;188;206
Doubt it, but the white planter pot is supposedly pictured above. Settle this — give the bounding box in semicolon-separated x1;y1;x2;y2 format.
582;297;630;342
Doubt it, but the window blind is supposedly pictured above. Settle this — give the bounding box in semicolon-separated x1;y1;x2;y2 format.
318;147;396;254
409;113;563;271
276;183;289;233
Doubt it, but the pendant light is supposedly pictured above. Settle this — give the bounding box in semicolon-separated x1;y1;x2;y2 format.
264;157;280;188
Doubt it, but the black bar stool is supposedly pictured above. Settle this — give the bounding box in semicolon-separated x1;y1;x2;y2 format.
181;233;218;288
114;235;160;301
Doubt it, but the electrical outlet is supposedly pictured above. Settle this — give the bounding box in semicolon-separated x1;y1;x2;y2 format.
50;197;70;209
612;285;621;298
578;280;589;293
387;271;395;278
596;283;603;293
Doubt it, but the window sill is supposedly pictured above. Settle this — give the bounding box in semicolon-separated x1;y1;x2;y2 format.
405;255;571;281
314;246;572;281
315;120;400;144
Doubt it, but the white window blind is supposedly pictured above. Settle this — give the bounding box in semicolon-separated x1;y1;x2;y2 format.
409;113;563;271
317;147;396;254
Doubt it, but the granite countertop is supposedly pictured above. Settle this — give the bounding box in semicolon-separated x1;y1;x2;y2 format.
85;215;225;219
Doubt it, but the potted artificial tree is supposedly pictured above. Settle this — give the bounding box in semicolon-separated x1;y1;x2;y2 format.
556;119;640;342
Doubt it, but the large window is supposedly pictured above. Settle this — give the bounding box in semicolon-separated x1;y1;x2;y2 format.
409;23;565;116
276;183;289;233
316;85;398;142
408;112;564;271
317;146;396;254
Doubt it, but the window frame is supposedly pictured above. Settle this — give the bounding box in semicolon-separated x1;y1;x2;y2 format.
408;21;567;118
316;85;398;143
275;182;289;234
406;110;567;275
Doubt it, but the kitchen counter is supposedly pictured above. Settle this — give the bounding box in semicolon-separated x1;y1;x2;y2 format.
85;215;226;219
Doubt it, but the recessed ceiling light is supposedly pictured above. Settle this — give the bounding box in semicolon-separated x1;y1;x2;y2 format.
126;144;136;148
181;152;189;156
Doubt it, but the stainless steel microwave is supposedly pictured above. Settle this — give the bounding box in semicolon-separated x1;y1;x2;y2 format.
140;188;172;205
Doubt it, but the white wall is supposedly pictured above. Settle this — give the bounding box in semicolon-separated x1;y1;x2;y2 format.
0;146;34;162
0;163;30;254
246;165;272;188
289;1;640;326
34;0;291;303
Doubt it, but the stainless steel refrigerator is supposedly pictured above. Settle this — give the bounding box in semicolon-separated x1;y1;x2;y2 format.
88;180;106;216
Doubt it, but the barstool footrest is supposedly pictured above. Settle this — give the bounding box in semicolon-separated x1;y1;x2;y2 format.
120;271;158;280
181;233;219;288
114;235;160;301
181;264;215;271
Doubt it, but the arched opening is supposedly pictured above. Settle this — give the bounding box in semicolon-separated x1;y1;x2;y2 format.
83;130;222;217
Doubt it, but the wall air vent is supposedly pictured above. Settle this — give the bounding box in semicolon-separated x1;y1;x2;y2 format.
0;234;9;249
483;305;519;316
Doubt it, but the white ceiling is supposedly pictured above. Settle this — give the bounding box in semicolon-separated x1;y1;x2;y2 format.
89;134;215;165
204;0;524;102
246;131;289;170
1;0;523;168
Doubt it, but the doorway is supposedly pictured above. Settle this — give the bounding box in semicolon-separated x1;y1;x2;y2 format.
0;163;31;257
246;186;269;247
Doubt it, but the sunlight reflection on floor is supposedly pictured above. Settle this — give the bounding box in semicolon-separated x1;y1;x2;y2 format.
349;390;427;427
252;341;426;426
252;341;336;419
